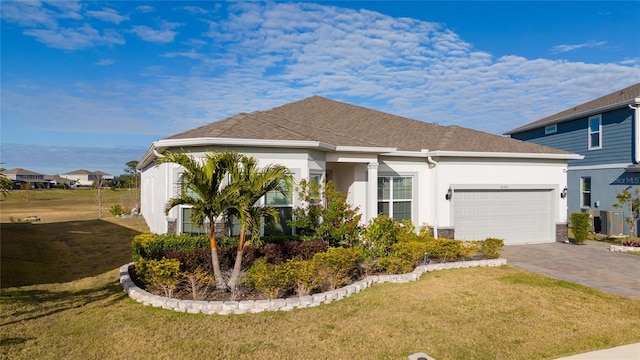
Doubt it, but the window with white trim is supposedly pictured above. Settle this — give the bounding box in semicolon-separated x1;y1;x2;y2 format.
581;177;591;208
378;176;412;221
263;181;294;236
181;207;207;235
588;115;602;150
545;124;557;134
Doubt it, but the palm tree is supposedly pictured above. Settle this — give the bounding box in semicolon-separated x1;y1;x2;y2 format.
158;150;241;289
225;155;292;291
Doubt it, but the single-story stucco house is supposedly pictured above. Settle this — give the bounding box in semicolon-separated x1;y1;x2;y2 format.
137;96;582;245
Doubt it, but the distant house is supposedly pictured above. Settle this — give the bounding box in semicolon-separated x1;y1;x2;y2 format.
138;96;581;245
506;83;640;236
2;168;48;189
44;175;76;188
61;169;114;187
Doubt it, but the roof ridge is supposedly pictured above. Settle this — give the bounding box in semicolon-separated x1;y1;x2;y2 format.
258;106;383;148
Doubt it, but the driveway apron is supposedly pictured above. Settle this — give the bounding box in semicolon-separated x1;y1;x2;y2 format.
501;240;640;299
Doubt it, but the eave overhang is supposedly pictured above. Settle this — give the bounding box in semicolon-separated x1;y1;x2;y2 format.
504;98;640;135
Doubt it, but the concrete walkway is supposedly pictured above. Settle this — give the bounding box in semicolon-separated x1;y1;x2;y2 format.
501;240;640;299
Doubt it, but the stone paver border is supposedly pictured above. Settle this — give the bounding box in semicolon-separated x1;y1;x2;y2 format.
609;244;640;253
119;258;507;315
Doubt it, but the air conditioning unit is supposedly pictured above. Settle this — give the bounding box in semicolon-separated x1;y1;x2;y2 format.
600;210;624;236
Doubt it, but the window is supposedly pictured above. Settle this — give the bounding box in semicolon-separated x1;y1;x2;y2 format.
263;181;293;236
378;176;412;221
544;124;557;134
181;207;207;235
588;115;602;150
581;177;591;208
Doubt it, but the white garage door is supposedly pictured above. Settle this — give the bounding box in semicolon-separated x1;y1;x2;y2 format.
453;189;553;244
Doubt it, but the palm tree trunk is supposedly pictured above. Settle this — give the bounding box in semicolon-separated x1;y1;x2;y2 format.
208;222;226;289
227;229;246;290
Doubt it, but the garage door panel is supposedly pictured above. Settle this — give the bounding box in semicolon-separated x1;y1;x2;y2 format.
453;189;553;244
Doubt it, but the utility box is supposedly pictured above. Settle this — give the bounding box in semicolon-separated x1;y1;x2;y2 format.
600;210;624;236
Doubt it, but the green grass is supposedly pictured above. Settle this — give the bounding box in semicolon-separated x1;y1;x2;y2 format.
2;267;640;360
1;189;640;359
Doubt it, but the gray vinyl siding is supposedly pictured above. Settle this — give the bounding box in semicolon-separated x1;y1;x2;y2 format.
511;107;634;166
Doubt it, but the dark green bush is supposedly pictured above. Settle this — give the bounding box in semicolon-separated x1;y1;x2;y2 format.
131;233;209;261
569;212;590;244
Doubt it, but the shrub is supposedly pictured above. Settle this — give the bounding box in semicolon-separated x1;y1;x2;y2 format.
284;258;316;296
314;181;362;247
283;239;329;261
425;238;465;262
418;223;434;240
569;212;590;244
181;267;213;301
381;240;428;274
136;257;182;298
480;238;504;259
312;247;363;291
131;233;160;261
361;215;399;258
162;248;213;273
132;233;209;261
241;258;290;299
109;204;124;217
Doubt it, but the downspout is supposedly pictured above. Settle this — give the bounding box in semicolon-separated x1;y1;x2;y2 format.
630;101;640;164
426;155;439;239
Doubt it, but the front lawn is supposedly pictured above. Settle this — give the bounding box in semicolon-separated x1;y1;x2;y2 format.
2;266;639;359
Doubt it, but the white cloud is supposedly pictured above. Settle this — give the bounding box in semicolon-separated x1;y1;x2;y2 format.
3;1;640;143
178;6;208;15
0;1;59;27
86;7;129;24
24;24;124;50
136;5;154;13
551;41;607;54
131;23;181;43
96;59;114;66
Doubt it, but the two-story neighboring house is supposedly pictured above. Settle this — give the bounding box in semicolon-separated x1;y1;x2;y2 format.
506;83;640;236
1;168;48;189
61;169;114;187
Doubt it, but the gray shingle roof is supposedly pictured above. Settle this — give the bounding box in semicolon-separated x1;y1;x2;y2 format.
506;82;640;135
166;96;571;155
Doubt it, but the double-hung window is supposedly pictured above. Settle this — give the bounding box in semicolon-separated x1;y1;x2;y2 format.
588;115;602;150
263;182;293;236
581;177;591;208
378;176;412;221
178;173;207;235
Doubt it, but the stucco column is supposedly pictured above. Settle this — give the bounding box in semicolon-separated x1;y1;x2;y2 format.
367;162;379;222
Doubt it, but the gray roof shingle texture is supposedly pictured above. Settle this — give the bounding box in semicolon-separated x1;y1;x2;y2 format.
507;82;640;134
166;96;571;155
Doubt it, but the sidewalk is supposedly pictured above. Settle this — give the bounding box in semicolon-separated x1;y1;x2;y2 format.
555;342;640;359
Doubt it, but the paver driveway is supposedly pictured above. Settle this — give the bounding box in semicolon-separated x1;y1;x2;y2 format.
501;240;640;299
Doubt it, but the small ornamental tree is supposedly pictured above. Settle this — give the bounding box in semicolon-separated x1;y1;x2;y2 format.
613;187;640;240
569;212;590;244
315;181;362;247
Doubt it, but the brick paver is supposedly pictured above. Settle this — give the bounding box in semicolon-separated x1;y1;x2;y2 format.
501;240;640;299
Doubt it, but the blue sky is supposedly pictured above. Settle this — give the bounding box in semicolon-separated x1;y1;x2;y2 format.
2;1;639;176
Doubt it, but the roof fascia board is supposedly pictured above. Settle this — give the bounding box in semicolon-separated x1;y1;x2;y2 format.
424;150;583;160
155;137;337;151
334;145;397;153
505;98;640;135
